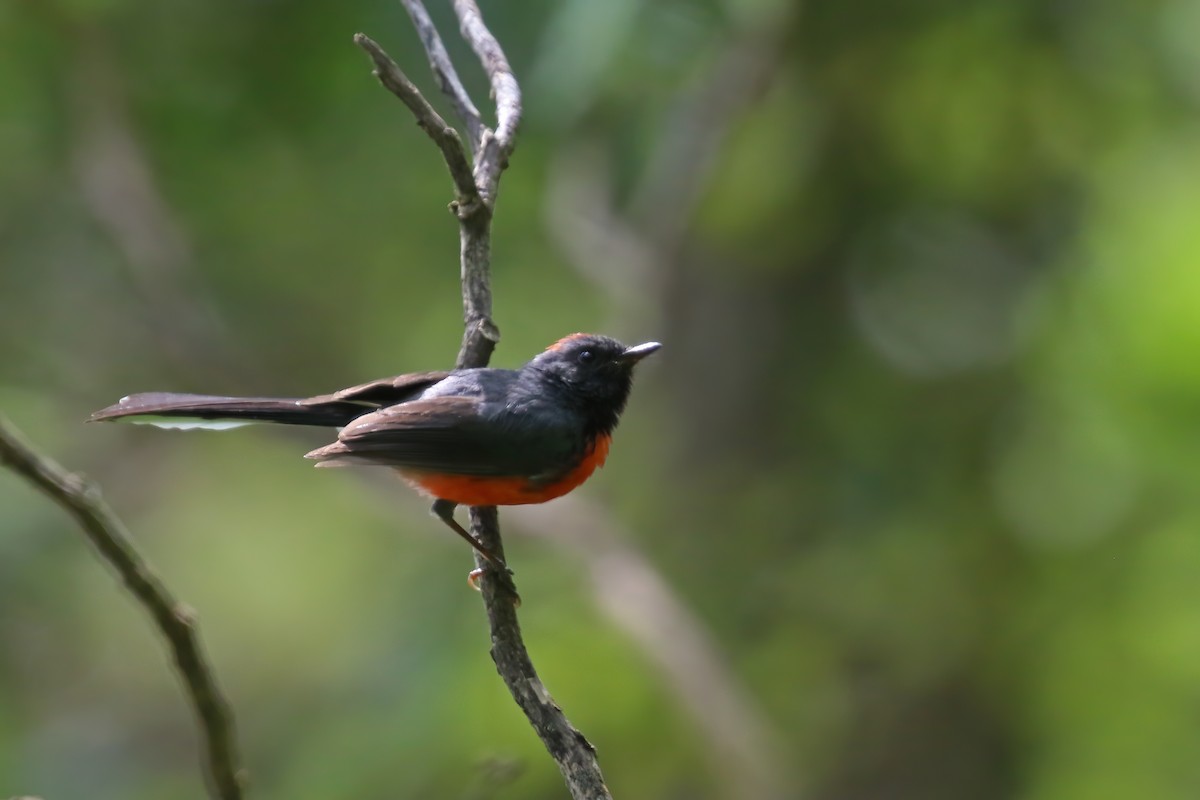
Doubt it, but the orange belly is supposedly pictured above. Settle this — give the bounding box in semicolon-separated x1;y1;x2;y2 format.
400;434;611;506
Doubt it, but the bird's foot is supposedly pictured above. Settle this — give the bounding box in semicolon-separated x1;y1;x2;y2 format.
467;567;521;607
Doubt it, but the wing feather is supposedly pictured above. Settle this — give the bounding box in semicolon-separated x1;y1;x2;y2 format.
305;396;580;477
299;371;453;407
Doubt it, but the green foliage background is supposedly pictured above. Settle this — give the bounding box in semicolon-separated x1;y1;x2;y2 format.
4;0;1200;798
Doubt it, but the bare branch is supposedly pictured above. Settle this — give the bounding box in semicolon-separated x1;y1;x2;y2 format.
0;415;245;800
472;508;614;798
360;4;604;797
452;210;500;367
451;0;522;205
436;4;608;795
399;0;486;154
353;33;482;215
451;0;520;149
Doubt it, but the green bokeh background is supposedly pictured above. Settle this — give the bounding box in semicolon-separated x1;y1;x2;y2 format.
4;1;1200;798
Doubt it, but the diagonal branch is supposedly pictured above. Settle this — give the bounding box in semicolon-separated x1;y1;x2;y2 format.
358;4;609;798
0;414;245;800
353;33;482;216
471;512;614;798
398;0;486;154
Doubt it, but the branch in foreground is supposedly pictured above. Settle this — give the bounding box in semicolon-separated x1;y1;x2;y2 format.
0;414;245;800
359;4;609;797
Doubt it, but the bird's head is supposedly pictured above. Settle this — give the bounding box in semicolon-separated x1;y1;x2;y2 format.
524;334;661;435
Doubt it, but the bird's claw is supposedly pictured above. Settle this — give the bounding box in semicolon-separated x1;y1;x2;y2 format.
467;567;485;592
467;567;521;607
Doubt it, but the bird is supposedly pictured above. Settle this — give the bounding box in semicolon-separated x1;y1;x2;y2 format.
90;334;661;569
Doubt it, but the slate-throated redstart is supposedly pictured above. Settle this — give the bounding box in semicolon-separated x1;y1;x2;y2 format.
91;334;661;568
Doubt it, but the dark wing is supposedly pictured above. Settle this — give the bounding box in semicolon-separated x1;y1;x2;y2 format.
304;396;579;477
299;371;454;408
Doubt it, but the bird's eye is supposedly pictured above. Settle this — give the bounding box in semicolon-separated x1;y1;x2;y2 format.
577;349;596;365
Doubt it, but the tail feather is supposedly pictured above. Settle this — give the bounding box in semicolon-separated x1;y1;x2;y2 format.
89;392;365;428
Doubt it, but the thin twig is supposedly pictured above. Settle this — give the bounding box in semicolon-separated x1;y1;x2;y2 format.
359;4;610;797
472;512;615;798
0;414;244;800
451;0;521;206
353;33;483;216
398;0;486;154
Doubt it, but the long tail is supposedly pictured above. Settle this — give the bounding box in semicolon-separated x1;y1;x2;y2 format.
89;392;366;429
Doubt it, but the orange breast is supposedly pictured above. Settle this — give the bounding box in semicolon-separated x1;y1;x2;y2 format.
401;434;611;506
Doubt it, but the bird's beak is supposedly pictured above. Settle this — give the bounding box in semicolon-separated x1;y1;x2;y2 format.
618;341;662;364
